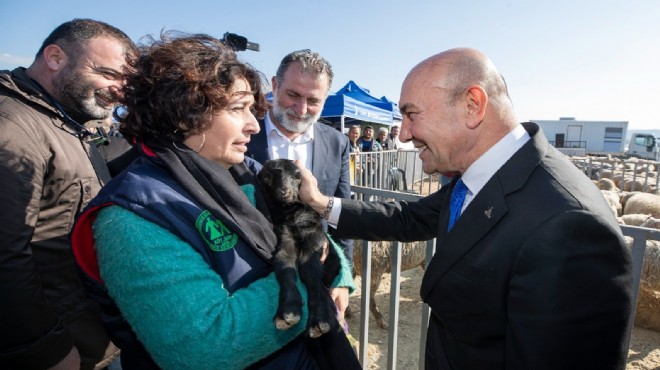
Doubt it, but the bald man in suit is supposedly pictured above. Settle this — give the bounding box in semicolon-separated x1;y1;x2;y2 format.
298;48;633;370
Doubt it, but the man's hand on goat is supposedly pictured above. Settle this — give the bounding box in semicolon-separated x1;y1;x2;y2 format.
294;160;330;216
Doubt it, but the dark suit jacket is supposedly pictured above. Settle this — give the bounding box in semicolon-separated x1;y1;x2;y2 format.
246;119;354;262
333;122;633;370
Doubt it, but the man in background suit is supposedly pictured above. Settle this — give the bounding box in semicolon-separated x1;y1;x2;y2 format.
298;48;633;369
246;49;353;320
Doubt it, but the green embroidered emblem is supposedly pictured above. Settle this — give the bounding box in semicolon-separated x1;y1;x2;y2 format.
195;210;238;252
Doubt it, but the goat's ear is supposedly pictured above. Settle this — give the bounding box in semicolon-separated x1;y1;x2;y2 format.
260;171;272;184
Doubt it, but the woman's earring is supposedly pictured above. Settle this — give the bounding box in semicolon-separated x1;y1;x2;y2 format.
194;133;206;153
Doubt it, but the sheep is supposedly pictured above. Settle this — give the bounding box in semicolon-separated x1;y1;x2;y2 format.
623;193;660;218
349;240;426;329
600;169;614;179
624;179;647;192
624;238;660;331
620;214;654;227
600;190;622;217
635;282;660;332
597;178;617;191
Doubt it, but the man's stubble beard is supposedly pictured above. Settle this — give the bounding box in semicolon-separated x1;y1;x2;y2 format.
53;66;114;120
271;97;321;133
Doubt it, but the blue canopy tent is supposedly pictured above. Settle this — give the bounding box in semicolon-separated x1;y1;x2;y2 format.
334;80;402;120
319;93;393;133
267;81;401;133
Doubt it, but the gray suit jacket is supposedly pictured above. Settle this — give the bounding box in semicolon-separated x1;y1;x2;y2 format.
332;122;633;370
247;119;354;262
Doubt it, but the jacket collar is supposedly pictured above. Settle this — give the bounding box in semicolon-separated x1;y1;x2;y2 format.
420;122;549;299
1;68;61;116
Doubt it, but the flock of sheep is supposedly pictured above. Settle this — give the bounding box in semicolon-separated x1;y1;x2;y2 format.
587;157;660;332
349;155;660;332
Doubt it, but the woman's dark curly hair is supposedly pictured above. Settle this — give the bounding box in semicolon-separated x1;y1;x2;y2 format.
118;31;267;143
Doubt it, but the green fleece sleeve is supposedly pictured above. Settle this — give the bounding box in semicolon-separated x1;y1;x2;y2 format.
93;206;307;370
327;233;356;294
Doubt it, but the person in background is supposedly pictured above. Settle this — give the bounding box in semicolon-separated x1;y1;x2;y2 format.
355;125;381;186
347;125;361;153
246;49;354;322
356;125;382;152
72;33;358;370
297;47;633;370
390;123;415;150
0;18;135;370
376;127;393;150
389;124;400;148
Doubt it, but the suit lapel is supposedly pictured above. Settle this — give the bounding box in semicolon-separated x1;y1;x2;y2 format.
420;122;548;300
310;123;326;178
420;178;508;299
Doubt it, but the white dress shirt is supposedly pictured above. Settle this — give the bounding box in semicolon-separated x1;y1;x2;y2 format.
264;112;314;170
458;124;530;213
327;124;530;225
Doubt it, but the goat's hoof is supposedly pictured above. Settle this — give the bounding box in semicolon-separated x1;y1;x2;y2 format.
376;317;389;330
275;312;300;330
308;321;331;338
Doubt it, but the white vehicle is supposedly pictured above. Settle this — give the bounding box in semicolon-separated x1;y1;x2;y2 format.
626;133;660;160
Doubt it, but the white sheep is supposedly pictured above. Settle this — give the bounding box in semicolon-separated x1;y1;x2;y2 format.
600;190;622;217
349;240;426;329
623;193;660;218
624;238;660;331
620;214;654;227
597;178;617;191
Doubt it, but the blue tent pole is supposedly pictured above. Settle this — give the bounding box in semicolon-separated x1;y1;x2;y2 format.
341;115;345;134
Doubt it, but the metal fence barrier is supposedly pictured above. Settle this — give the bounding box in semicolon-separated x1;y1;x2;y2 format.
349;185;658;370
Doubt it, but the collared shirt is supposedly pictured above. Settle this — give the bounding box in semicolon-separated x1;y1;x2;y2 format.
459;124;530;214
327;124;530;226
264;112;314;170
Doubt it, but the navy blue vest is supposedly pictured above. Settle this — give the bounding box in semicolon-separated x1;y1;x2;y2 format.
73;155;315;370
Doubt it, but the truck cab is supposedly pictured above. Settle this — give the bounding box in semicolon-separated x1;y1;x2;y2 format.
627;133;660;161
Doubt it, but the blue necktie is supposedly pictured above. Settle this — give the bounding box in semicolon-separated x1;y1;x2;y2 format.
448;178;468;231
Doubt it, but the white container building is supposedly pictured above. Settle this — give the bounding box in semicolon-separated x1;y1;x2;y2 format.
533;117;628;155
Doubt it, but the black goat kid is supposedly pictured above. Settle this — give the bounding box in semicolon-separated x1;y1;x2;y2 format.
258;159;340;338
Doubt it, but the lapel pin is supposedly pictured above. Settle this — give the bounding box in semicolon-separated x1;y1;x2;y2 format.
484;207;493;219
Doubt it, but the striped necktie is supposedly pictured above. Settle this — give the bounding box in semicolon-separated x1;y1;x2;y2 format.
447;178;468;231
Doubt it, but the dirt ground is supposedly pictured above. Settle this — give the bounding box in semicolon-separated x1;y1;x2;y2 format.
346;267;660;370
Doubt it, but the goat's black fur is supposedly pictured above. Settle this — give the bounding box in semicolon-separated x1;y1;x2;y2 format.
258;159;340;338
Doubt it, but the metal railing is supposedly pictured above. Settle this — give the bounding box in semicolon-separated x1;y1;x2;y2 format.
568;156;660;192
349;185;658;370
350;150;447;196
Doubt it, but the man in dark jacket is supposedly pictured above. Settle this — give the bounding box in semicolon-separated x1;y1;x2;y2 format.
0;19;135;370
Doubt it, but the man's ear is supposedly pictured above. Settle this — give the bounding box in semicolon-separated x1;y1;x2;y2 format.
465;85;487;129
42;44;68;72
271;76;278;93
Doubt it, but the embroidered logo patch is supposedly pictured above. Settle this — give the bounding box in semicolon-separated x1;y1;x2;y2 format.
195;210;238;252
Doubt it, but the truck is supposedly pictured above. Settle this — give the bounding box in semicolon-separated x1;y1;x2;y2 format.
626;133;660;161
